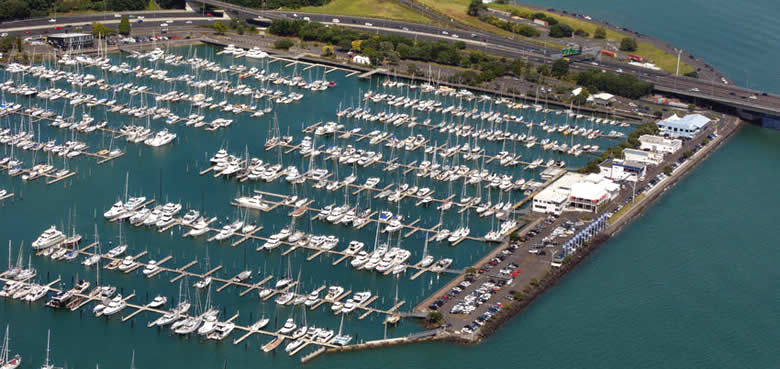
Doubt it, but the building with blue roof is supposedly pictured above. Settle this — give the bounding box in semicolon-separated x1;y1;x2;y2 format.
657;114;711;138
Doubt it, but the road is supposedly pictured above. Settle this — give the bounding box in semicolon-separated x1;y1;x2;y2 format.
3;2;779;117
0;11;216;37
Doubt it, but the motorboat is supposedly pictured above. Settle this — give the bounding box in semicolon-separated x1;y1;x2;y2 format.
117;256;137;272
231;270;252;283
148;295;167;308
32;226;66;250
324;286;344;301
278;318;296;335
304;291;320;306
142;260;159;275
250;317;270;331
193;277;212;289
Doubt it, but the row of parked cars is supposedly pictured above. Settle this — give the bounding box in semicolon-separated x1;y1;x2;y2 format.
460;303;504;334
448;278;510;315
106;34;184;45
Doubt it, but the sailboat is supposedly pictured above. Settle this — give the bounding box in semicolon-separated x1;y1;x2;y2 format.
0;325;21;369
40;330;62;369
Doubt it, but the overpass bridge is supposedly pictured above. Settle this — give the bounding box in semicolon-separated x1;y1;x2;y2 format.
187;0;780;122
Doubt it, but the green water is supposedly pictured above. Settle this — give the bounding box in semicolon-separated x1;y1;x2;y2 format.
0;44;633;368
3;1;780;365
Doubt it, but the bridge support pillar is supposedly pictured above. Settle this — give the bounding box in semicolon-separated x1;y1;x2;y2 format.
184;0;201;12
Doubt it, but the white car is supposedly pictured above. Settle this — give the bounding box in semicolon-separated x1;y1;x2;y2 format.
690;87;700;92
185;20;192;24
114;14;121;18
332;18;340;23
49;18;56;23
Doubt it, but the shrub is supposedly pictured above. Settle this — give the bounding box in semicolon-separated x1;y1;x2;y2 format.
619;37;638;52
118;16;131;36
594;26;607;39
549;23;574;38
273;39;295;50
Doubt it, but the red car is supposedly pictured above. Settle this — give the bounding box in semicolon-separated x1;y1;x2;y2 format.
510;268;522;277
54;26;63;30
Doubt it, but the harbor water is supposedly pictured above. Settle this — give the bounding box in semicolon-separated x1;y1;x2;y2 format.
2;0;780;367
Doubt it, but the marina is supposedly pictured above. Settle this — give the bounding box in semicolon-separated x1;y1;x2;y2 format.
0;42;640;364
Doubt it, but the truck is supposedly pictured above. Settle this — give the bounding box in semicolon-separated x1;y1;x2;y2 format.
627;54;643;62
600;49;616;57
561;45;581;57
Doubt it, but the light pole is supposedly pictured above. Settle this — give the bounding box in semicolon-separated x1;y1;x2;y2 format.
674;49;681;90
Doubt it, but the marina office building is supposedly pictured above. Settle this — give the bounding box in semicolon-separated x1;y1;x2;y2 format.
657;114;711;138
48;33;93;50
533;173;620;215
599;159;648;182
639;135;682;154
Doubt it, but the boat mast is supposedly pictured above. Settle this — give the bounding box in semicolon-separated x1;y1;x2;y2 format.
44;329;51;368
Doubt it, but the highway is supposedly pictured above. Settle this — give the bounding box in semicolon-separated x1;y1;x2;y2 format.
2;1;778;117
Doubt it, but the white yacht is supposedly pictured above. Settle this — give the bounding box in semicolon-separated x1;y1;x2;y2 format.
32;226;66;250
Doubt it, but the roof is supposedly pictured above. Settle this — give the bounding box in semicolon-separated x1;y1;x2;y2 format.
639;134;673;145
571;87;583;96
535;188;568;204
49;33;92;38
591;92;615;100
570;181;608;201
624;148;653;158
658;114;710;130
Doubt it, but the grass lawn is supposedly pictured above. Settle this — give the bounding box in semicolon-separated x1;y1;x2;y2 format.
296;0;432;24
413;0;692;74
146;0;162;11
489;3;694;74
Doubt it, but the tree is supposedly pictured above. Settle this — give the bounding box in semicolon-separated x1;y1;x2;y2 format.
574;28;589;37
549;23;574;38
551;58;569;77
573;89;589;105
212;21;229;34
594;26;607;39
91;22;117;37
0;36;15;53
427;311;443;324
620;37;638;52
106;0;146;11
536;64;549;76
273;39;294;50
351;39;362;52
118;16;131;36
467;0;486;16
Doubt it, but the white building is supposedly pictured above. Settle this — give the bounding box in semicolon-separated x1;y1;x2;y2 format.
639;135;682;154
657;114;710;138
599;159;647;182
623;148;663;166
587;92;615;106
351;55;371;65
533;173;620;215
